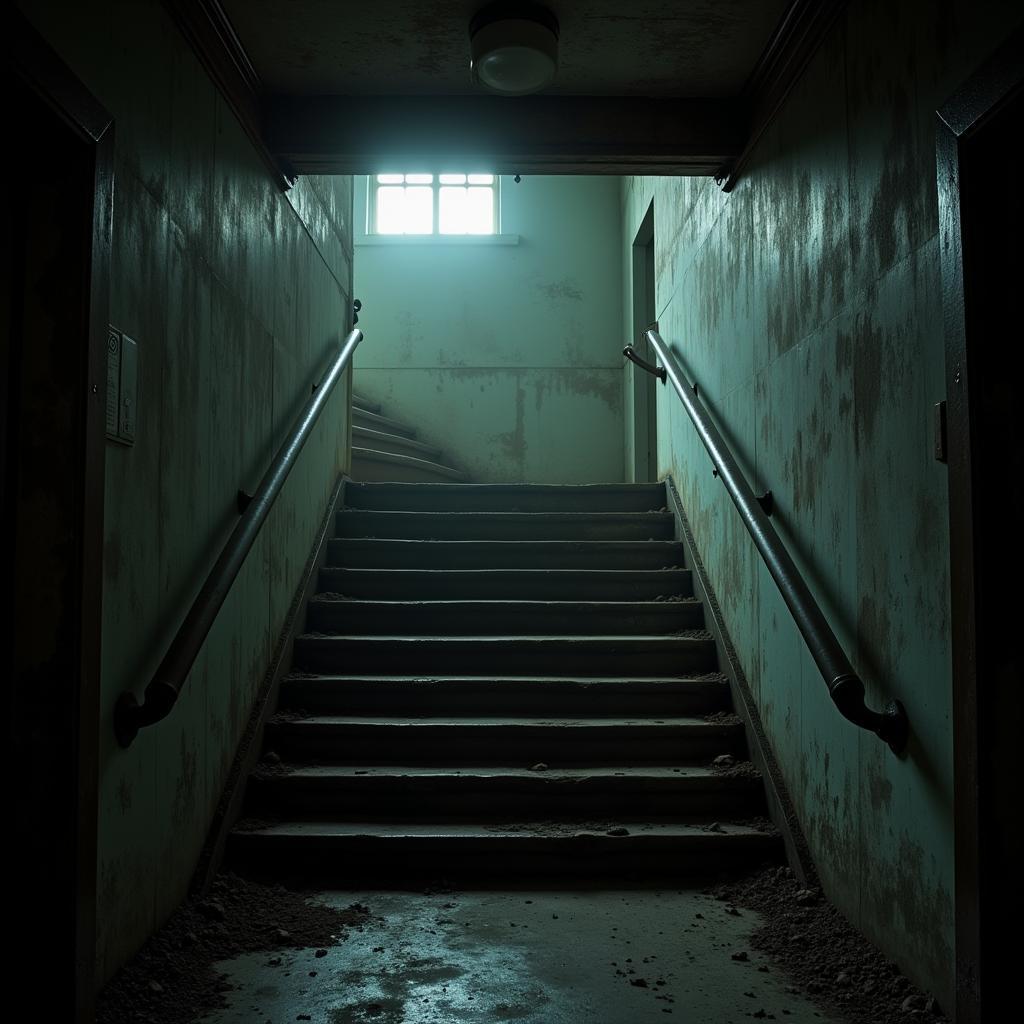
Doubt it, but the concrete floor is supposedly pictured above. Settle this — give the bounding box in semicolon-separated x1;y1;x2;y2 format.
201;888;841;1023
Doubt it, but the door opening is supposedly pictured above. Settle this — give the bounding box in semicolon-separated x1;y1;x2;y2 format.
937;30;1023;1024
6;16;112;1020
630;202;657;482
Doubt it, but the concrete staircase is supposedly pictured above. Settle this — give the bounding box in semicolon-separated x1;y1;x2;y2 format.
229;481;783;881
351;392;467;483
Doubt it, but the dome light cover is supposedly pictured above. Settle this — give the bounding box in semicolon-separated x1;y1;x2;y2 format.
469;4;559;96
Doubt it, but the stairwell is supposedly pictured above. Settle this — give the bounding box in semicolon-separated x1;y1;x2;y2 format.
351;393;467;483
229;481;783;881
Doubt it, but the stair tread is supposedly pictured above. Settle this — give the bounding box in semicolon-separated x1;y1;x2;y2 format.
232;820;774;839
351;449;465;478
283;674;725;684
342;481;667;512
257;764;750;781
297;633;711;642
352;408;417;437
352;426;442;458
269;715;734;727
338;510;672;520
310;598;700;609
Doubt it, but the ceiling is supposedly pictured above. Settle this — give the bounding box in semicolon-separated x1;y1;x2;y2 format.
221;0;790;98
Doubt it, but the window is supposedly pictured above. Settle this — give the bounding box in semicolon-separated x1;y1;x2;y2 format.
371;173;498;235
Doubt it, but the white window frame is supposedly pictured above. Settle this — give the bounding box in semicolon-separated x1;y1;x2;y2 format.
368;173;501;236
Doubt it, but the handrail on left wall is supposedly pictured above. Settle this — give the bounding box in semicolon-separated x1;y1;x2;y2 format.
114;328;364;748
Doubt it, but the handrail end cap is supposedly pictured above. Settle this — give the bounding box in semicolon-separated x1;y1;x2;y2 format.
114;692;141;748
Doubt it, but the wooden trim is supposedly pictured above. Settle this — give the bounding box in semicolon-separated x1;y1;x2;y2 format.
936;27;1023;1024
664;476;818;887
719;0;848;192
191;474;349;893
265;95;745;176
160;0;295;190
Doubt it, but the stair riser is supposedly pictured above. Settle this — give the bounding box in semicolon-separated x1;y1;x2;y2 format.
228;833;783;879
352;408;416;437
306;601;703;636
279;680;732;716
335;511;675;541
343;482;667;513
247;781;763;820
318;568;694;601
292;638;717;676
352;450;465;481
352;428;442;462
264;724;744;763
327;540;686;570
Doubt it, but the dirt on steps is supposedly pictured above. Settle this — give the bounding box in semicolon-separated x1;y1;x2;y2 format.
96;873;375;1024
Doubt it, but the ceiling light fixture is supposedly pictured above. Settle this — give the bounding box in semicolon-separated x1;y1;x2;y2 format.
469;3;559;96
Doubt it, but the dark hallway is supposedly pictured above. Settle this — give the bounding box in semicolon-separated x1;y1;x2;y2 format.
6;2;1022;1022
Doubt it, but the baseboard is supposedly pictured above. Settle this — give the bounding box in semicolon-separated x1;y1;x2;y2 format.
190;473;349;894
664;475;818;887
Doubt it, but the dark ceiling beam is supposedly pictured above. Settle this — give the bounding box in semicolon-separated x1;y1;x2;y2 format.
161;0;295;189
264;95;745;176
719;0;849;191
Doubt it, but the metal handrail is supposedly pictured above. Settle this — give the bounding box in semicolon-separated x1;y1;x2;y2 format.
625;330;909;754
114;328;364;747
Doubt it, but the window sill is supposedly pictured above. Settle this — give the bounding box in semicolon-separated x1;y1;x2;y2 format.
355;233;520;247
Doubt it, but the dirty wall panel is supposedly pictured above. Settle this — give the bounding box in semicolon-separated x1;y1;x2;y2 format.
621;2;1022;1007
17;0;354;986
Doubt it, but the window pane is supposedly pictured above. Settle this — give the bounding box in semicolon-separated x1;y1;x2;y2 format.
439;186;467;234
465;186;494;233
440;173;466;184
467;174;494;185
377;174;403;184
376;186;406;233
404;186;433;232
405;173;433;184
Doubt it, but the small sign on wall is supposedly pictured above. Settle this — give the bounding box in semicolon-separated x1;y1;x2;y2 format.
106;326;138;445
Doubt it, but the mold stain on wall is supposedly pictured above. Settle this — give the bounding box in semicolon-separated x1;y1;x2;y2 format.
621;0;1021;1010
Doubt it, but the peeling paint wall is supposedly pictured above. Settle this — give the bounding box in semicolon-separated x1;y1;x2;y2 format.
17;0;354;987
354;176;624;482
623;0;1022;1009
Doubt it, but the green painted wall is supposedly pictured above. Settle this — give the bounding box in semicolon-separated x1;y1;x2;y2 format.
18;0;355;987
353;175;624;483
622;0;1022;1009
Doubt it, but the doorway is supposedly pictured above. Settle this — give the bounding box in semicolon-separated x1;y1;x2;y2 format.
6;17;113;1020
937;29;1022;1024
630;202;658;482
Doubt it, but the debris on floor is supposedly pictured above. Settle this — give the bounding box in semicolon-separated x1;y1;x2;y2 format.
95;873;373;1024
716;866;947;1023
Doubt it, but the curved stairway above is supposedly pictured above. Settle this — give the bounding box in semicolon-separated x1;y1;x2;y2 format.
351;392;467;483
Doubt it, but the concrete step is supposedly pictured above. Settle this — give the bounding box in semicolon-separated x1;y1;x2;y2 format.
335;510;675;541
352;426;443;462
263;714;743;763
352;407;417;438
279;674;732;716
228;821;783;879
351;449;467;483
343;482;668;513
246;764;764;819
351;392;381;414
291;634;717;676
306;598;704;635
318;567;694;601
326;538;686;570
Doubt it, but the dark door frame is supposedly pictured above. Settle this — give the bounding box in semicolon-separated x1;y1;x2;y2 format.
9;14;112;1020
936;27;1022;1024
630;201;657;482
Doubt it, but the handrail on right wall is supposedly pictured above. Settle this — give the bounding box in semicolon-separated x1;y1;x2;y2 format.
625;329;909;755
